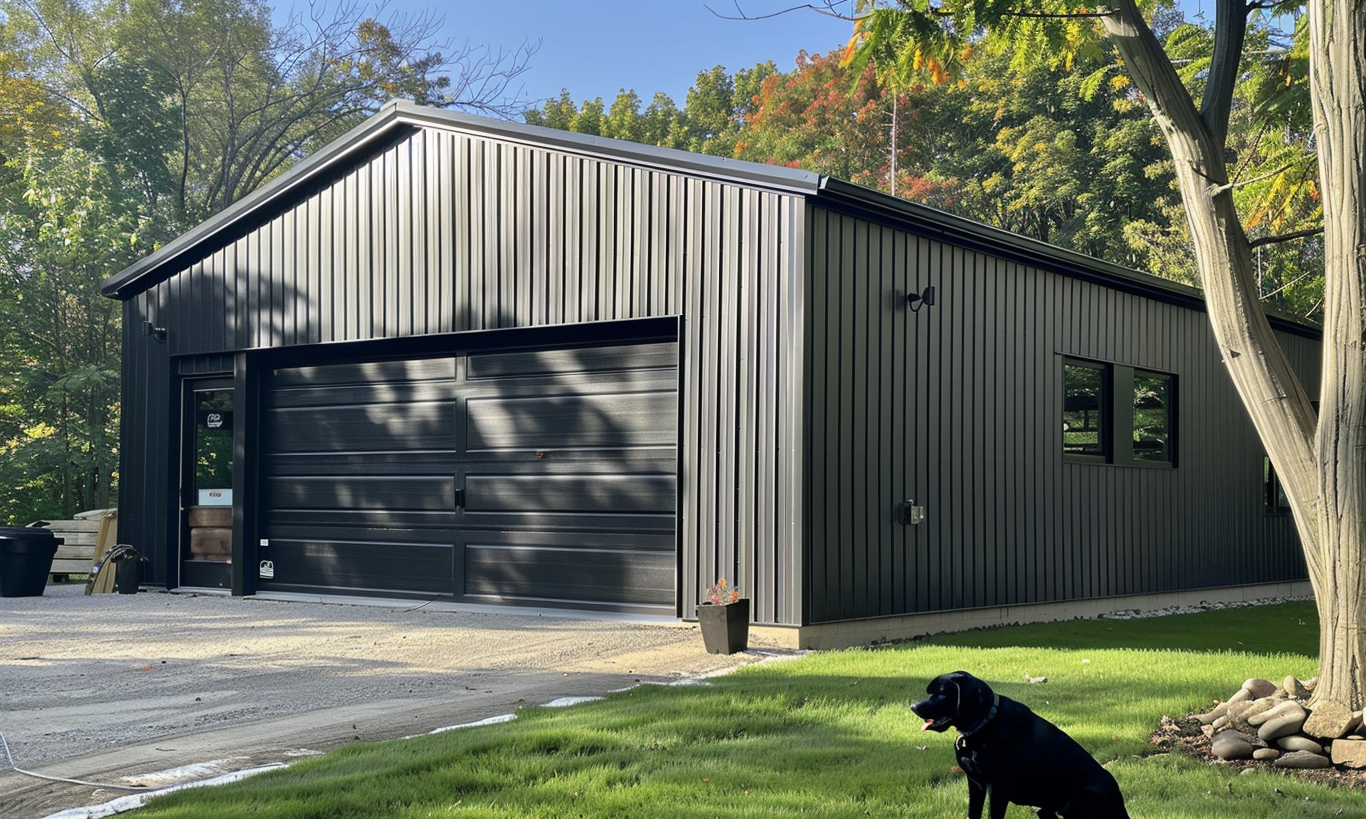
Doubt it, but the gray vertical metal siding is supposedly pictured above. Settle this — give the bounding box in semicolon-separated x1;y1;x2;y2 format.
117;126;806;624
804;205;1314;623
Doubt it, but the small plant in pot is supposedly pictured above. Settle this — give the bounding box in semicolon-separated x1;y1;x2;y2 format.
697;578;749;654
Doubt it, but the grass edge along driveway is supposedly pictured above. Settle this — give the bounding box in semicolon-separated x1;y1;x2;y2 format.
137;601;1363;818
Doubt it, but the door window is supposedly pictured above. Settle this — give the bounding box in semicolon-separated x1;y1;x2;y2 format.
194;389;234;505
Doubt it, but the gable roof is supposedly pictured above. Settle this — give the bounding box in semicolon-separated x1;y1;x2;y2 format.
100;99;820;299
99;99;1318;339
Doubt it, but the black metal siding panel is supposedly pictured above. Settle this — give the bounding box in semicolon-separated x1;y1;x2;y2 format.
805;205;1314;623
117;126;806;624
116;296;176;586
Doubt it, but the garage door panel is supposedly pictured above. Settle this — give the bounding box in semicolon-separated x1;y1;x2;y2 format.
465;473;675;514
464;544;674;608
272;358;456;388
265;452;464;476
468;342;677;380
467;391;676;450
260;538;452;595
266;512;461;536
265;475;456;510
265;402;456;453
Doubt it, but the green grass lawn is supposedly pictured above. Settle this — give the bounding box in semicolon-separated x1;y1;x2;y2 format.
135;600;1362;818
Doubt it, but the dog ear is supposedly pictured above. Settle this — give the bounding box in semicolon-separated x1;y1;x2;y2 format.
944;672;992;717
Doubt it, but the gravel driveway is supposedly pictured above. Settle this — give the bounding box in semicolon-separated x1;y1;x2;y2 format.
1;583;790;819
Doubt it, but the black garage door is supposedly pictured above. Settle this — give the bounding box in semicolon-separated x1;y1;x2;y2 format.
258;340;678;613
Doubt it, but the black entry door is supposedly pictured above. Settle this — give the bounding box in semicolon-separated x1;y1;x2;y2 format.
256;340;679;613
180;379;235;589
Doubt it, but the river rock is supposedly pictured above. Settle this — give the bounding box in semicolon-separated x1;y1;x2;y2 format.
1211;730;1255;760
1227;688;1252;706
1253;747;1281;761
1331;738;1366;769
1243;678;1279;699
1303;699;1356;739
1283;675;1309;699
1227;698;1278;733
1273;750;1333;769
1248;699;1300;726
1256;701;1309;741
1277;735;1323;754
1193;702;1230;725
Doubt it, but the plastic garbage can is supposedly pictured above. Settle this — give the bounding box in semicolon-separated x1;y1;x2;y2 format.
0;527;62;597
112;546;145;594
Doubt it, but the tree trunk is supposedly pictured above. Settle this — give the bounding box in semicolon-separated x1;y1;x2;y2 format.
1102;0;1366;709
1305;0;1366;711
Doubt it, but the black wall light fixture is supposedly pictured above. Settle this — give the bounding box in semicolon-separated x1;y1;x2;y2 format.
906;285;936;312
141;320;168;343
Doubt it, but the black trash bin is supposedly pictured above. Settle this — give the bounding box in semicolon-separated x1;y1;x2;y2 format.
0;526;62;597
111;545;145;594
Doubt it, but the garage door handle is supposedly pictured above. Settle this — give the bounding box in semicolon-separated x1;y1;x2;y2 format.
455;488;466;510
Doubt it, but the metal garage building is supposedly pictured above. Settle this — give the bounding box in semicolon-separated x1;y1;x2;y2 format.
103;99;1316;646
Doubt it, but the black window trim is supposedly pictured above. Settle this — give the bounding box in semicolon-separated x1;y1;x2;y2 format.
1062;356;1177;469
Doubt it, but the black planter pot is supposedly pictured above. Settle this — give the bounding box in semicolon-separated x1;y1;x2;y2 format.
0;527;61;597
697;598;750;654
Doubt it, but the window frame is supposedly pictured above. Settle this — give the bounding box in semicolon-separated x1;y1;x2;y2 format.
1062;359;1111;463
1062;356;1177;468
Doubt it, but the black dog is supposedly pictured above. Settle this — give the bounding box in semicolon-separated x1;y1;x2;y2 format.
911;671;1130;819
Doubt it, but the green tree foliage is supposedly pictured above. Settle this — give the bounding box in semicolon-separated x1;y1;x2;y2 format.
952;43;1173;265
522;62;777;156
732;43;1173;273
0;0;533;521
3;0;536;223
1117;12;1322;319
0;148;143;522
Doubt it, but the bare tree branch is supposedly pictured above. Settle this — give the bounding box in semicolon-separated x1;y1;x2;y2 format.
1248;226;1324;249
705;1;858;23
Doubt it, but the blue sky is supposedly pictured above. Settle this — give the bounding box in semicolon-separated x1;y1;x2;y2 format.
367;0;858;111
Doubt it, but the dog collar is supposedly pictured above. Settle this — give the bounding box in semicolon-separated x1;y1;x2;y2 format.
956;693;1000;737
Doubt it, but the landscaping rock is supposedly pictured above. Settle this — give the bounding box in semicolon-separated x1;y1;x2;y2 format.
1247;699;1293;726
1243;678;1279;699
1253;747;1281;761
1283;675;1309;699
1277;735;1323;754
1211;730;1255;760
1348;712;1364;735
1227;698;1278;733
1227;687;1252;706
1273;750;1333;769
1255;700;1309;741
1193;702;1229;725
1304;699;1356;739
1330;738;1366;769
